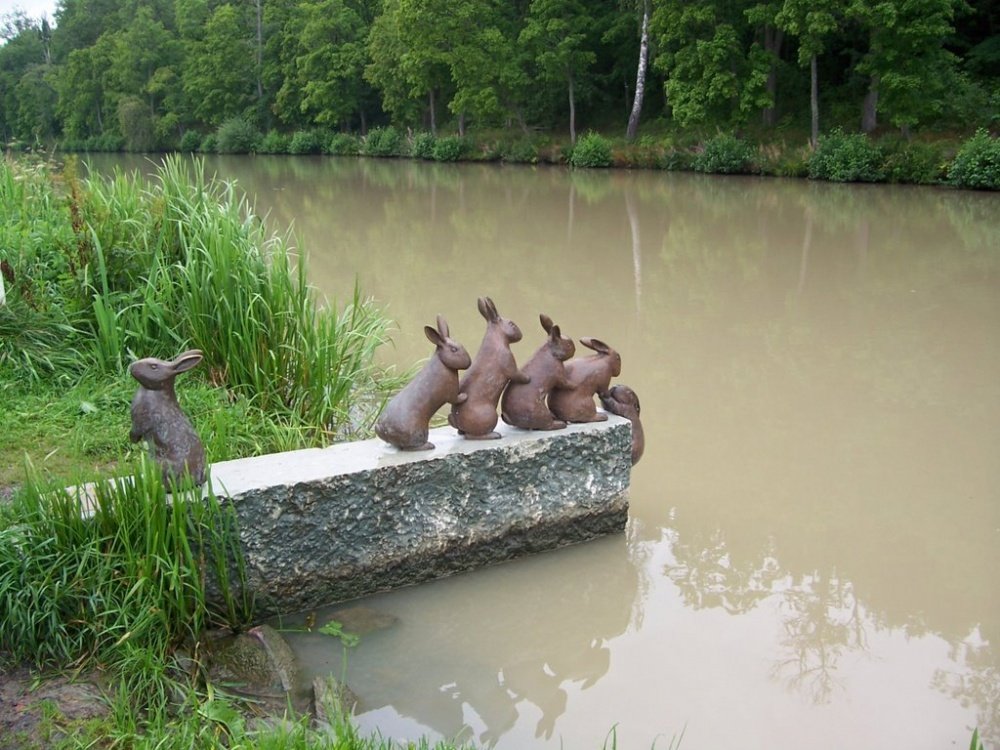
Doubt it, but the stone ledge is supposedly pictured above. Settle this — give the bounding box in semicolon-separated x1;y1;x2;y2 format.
210;415;632;616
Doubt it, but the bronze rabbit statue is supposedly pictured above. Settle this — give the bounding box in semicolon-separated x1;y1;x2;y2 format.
600;385;644;465
500;314;575;430
449;297;530;440
549;337;622;423
129;349;207;487
376;315;471;451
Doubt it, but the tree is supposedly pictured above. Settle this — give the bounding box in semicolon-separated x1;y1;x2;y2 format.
626;0;651;139
652;0;771;128
275;0;369;129
182;4;257;126
746;1;785;127
776;0;843;146
849;0;966;135
520;0;599;143
54;37;115;137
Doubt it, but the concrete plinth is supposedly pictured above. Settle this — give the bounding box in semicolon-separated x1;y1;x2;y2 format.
208;415;632;617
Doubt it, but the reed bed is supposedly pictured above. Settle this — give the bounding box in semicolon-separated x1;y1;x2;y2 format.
1;154;398;439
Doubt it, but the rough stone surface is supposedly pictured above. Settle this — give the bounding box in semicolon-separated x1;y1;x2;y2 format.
209;415;631;617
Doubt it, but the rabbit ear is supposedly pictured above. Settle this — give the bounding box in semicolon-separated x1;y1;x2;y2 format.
477;297;489;320
580;337;610;355
484;297;499;321
425;325;445;347
550;324;561;341
436;315;450;339
170;349;203;374
539;313;553;333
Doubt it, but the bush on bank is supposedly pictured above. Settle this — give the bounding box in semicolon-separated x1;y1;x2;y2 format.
51;119;999;189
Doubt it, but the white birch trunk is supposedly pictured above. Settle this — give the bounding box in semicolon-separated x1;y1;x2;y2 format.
626;0;650;141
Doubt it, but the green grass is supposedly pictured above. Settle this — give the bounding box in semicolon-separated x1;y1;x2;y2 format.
0;154;403;485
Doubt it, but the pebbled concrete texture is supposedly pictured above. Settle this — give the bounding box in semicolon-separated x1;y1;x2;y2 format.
208;414;632;617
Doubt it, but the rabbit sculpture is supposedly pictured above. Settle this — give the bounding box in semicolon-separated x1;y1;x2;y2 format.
376;315;471;451
548;337;622;423
500;314;575;430
129;349;207;487
599;385;644;465
448;297;530;440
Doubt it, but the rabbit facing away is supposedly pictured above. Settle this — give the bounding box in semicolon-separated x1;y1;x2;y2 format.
448;297;530;440
376;315;471;451
548;337;622;423
599;385;644;465
129;349;207;487
500;314;576;431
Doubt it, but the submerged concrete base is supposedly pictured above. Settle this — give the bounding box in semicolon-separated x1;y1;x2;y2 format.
209;415;631;617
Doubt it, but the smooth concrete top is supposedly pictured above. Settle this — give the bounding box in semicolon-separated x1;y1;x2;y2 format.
208;413;630;498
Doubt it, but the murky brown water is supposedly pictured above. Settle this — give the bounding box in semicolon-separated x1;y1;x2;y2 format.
87;155;1000;748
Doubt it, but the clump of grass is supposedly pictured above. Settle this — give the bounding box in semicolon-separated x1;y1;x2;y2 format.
0;455;252;673
1;155;399;444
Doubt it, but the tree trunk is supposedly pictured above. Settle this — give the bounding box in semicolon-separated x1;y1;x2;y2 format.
861;74;878;133
762;25;783;127
458;112;466;137
810;54;819;149
360;109;367;135
626;0;650;141
429;89;436;135
255;0;264;100
568;68;576;144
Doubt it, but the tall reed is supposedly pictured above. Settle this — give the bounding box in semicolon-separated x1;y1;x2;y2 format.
0;455;252;673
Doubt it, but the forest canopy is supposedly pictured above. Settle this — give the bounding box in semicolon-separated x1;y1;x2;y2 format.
0;0;997;150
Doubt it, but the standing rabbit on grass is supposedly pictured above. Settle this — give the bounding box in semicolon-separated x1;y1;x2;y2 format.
376;315;472;451
449;297;530;440
129;349;207;487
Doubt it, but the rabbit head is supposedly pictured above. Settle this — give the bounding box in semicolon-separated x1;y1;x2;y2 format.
478;296;522;344
130;350;204;390
580;337;622;377
539;314;575;361
425;315;471;371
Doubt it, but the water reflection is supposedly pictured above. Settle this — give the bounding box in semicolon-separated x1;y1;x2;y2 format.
81;154;1000;747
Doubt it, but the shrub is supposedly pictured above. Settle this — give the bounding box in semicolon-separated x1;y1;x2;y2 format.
178;130;202;153
288;130;322;155
808;129;884;182
502;139;538;164
410;131;436;159
92;133;125;152
947;129;1000;190
431;135;465;162
881;140;948;184
663;148;695;171
328;132;360;156
258;130;290;154
693;133;756;174
362;126;402;157
215;116;261;154
569;132;613;168
199;133;218;153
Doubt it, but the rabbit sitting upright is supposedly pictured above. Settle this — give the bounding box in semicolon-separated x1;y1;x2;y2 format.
130;349;207;488
548;337;622;423
376;315;472;451
500;314;575;430
449;296;530;440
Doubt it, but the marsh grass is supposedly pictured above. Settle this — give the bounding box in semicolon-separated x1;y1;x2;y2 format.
1;154;400;468
0;455;251;672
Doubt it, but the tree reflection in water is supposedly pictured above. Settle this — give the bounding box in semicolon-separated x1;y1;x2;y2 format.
665;523;996;740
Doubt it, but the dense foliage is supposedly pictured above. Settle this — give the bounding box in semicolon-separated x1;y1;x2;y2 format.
0;0;996;152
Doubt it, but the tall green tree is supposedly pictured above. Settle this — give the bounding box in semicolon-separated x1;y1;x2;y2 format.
652;0;771;128
775;0;844;146
182;4;257;126
274;0;369;130
849;0;966;134
54;36;115;137
520;0;599;143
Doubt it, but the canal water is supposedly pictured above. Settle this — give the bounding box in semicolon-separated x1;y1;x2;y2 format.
87;155;999;748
